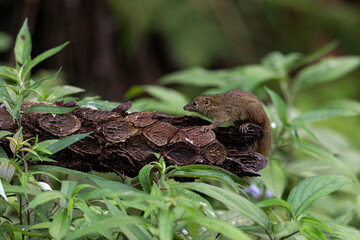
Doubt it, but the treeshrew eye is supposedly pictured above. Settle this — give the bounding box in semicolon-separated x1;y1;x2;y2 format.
193;101;198;107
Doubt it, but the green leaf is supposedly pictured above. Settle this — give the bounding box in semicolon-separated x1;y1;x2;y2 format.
5;225;50;238
261;52;287;78
3;184;40;195
129;85;189;114
0;161;15;182
300;222;326;240
29;222;51;230
49;209;70;240
294;56;360;89
24;105;78;114
75;201;113;239
0;131;12;139
27;191;66;209
283;52;303;71
191;217;251;240
139;164;153;193
77;188;116;201
42;132;91;155
265;87;287;123
30;165;107;182
231;65;275;90
77;97;121;111
103;200;153;240
75;200;102;221
11;94;23;121
91;178;145;196
261;159;287;198
291;108;356;126
14;19;32;66
159;67;226;87
256;198;293;217
301;217;332;233
237;225;268;239
175;164;249;186
0;67;17;82
0;146;8;159
187;222;200;240
322;99;360;115
23;42;68;78
23;68;62;99
72;184;96;196
66;216;149;240
167;168;239;194
287;175;351;218
0;86;12;103
173;188;215;218
295;142;359;187
295;40;339;68
172;182;270;229
60;181;76;209
325;221;360;240
159;210;175;240
46;85;85;100
273;221;301;239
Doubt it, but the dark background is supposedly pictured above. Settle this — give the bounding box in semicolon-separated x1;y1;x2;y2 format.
0;0;359;101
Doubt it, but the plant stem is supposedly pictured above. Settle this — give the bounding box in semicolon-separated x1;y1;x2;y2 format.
280;230;300;239
270;125;286;159
264;229;274;240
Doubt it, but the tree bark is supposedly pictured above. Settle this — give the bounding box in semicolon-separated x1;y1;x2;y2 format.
0;102;268;177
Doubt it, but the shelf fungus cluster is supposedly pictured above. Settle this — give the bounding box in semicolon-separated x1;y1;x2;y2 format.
0;101;268;177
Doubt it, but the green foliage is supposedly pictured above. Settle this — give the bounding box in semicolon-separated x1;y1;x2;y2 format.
124;38;360;239
0;19;359;239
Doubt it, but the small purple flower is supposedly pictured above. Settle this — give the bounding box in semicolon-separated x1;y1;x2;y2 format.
245;183;261;198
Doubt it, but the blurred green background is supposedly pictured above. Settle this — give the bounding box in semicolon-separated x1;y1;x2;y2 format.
0;0;359;97
0;0;359;144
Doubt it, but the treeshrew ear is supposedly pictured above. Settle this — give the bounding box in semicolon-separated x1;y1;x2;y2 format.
204;98;211;107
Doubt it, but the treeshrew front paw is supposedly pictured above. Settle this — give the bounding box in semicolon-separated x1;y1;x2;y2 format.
200;125;212;132
239;123;251;134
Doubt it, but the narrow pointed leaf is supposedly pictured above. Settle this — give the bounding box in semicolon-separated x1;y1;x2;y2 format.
49;209;70;240
23;42;68;78
295;56;360;89
23;68;62;99
139;164;153;193
0;161;15;182
0;67;17;81
66;216;149;240
295;40;339;68
173;182;270;229
191;217;251;240
273;221;301;239
159;211;175;240
0;131;12;139
325;222;360;240
265;87;287;123
261;159;287;198
4;185;40;195
291;108;356;126
256;198;293;217
14;19;32;66
24;105;78;114
28;191;66;209
167;168;239;193
159;67;225;87
41;132;91;155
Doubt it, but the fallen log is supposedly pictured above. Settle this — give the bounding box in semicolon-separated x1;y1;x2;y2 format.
0;101;268;177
